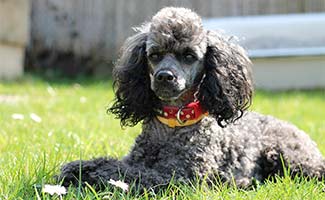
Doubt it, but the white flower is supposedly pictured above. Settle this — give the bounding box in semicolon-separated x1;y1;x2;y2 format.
30;113;42;123
47;86;56;96
108;179;129;192
43;184;67;196
80;96;87;103
12;113;24;120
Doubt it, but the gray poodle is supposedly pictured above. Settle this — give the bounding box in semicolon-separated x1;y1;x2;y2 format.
60;7;325;190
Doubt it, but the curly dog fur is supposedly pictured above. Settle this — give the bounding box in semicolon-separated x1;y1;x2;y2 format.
59;7;325;190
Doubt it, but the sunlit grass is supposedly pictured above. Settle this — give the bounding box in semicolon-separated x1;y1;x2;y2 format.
0;75;324;199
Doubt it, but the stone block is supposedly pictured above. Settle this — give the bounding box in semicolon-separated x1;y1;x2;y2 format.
0;0;30;46
0;44;24;80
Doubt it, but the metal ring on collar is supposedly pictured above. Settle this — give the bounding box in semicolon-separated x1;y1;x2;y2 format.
176;106;186;125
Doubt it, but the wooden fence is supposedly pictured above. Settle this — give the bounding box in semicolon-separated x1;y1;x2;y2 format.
28;0;325;74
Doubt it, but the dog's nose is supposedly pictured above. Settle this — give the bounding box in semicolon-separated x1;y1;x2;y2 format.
155;70;175;82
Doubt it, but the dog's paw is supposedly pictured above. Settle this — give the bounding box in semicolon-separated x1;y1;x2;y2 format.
58;160;84;187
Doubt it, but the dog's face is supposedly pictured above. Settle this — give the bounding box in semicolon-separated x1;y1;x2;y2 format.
146;41;206;101
109;7;253;127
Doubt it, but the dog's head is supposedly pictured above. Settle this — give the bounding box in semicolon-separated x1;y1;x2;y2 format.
109;7;253;127
146;7;206;102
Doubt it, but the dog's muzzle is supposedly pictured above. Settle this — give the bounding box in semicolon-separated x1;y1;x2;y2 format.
152;69;185;100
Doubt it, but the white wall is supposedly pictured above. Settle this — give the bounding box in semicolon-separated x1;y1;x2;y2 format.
252;56;325;90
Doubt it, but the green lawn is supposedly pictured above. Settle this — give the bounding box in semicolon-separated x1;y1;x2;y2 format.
0;75;324;199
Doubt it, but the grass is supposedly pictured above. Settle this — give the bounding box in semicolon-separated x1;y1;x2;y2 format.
0;75;324;199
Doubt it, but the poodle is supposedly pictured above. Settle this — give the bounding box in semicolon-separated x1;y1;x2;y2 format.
59;7;325;190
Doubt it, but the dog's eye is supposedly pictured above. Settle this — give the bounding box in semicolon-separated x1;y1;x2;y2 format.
183;53;197;64
148;53;163;62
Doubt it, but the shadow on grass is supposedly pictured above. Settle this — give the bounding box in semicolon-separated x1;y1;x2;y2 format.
1;72;113;87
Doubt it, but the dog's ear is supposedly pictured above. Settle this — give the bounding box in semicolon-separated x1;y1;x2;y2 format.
108;30;159;127
198;31;253;127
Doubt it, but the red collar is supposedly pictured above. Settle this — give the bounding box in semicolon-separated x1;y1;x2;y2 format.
157;101;208;127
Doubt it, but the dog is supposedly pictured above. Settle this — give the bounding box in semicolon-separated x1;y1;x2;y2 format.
59;7;325;191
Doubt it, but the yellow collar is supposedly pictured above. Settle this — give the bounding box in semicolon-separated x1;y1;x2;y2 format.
157;113;208;128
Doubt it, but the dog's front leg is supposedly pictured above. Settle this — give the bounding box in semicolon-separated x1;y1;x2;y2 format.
59;157;171;191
